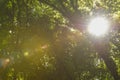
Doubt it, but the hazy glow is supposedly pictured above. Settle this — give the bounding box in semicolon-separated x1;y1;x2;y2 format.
5;58;10;63
24;52;29;56
88;17;109;36
70;28;76;32
41;44;48;49
9;30;12;34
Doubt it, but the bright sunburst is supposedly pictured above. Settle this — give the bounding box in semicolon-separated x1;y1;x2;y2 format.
88;17;109;36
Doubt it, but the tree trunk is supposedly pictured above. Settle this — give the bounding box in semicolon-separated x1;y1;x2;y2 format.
94;39;120;80
99;53;120;80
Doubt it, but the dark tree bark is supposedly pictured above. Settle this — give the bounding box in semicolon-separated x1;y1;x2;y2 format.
100;53;120;80
93;39;120;80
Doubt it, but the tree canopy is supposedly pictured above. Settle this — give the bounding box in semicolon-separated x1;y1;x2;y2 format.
0;0;120;80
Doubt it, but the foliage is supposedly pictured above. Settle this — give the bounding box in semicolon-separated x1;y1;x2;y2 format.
0;0;120;80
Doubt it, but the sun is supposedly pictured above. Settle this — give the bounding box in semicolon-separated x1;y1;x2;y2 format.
88;17;109;36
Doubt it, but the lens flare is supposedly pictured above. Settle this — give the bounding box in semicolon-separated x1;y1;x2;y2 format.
88;17;109;36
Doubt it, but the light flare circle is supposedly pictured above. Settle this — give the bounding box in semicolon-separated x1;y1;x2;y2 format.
88;17;109;36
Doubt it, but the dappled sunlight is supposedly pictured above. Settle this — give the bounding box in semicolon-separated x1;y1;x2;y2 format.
41;44;49;49
69;28;76;32
24;52;29;57
0;0;120;79
9;30;12;34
